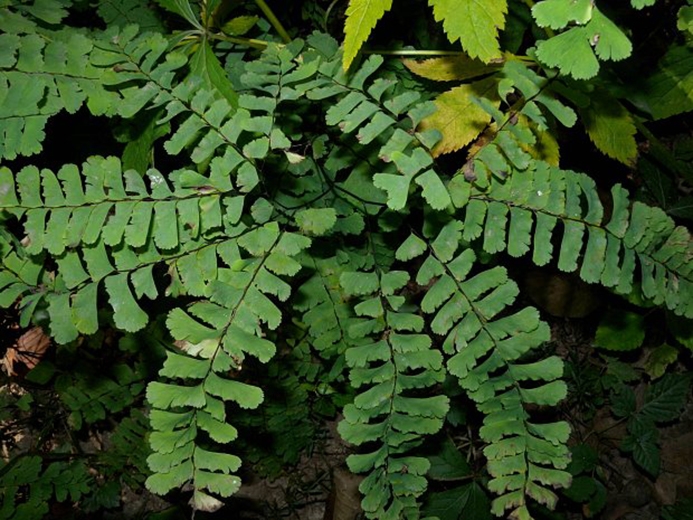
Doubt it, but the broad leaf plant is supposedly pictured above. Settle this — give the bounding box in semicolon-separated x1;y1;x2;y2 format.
1;0;692;519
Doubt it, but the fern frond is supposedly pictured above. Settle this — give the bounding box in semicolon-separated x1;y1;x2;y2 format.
451;163;693;318
0;157;235;255
145;225;310;510
465;61;578;185
337;234;449;519
298;50;452;212
401;220;571;518
294;255;358;357
93;29;314;180
0;4;119;160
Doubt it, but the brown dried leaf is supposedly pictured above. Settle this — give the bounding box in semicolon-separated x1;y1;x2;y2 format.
3;327;51;375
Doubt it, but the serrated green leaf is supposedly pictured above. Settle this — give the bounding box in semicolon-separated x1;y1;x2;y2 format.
640;374;690;423
342;0;393;70
580;95;638;165
429;0;508;63
427;437;472;481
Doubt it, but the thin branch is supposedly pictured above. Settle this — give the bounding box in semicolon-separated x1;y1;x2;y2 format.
253;0;291;43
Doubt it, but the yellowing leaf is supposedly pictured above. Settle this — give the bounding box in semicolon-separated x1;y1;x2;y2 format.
429;0;508;63
580;96;638;165
519;116;561;166
343;0;393;71
403;55;501;82
420;76;500;157
644;344;678;379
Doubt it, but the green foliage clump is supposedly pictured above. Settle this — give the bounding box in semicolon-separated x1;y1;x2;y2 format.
1;0;692;518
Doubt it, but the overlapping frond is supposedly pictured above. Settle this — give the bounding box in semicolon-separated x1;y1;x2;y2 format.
146;226;310;509
0;155;247;341
0;3;117;160
397;220;571;518
337;235;449;519
450;163;693;318
291;47;451;212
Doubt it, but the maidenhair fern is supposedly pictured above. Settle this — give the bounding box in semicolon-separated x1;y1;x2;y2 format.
1;1;692;518
0;0;117;160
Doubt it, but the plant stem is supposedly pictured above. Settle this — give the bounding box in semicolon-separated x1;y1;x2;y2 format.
253;0;291;43
211;33;270;49
364;49;466;56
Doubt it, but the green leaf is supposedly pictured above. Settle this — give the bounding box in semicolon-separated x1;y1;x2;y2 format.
423;483;491;520
536;8;631;80
643;344;678;379
105;273;149;332
342;0;393;70
640;374;690;423
678;6;693;34
155;0;200;27
580;95;638;165
204;373;264;409
631;0;657;10
429;0;508;63
415;170;452;210
532;0;594;30
193;447;241;473
373;173;412;211
636;45;693;120
48;292;79;344
623;420;659;477
535;28;600;80
594;309;645;351
427;437;472;481
586;8;632;62
395;233;427;261
147;382;207;409
295;208;337;236
221;15;258;36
